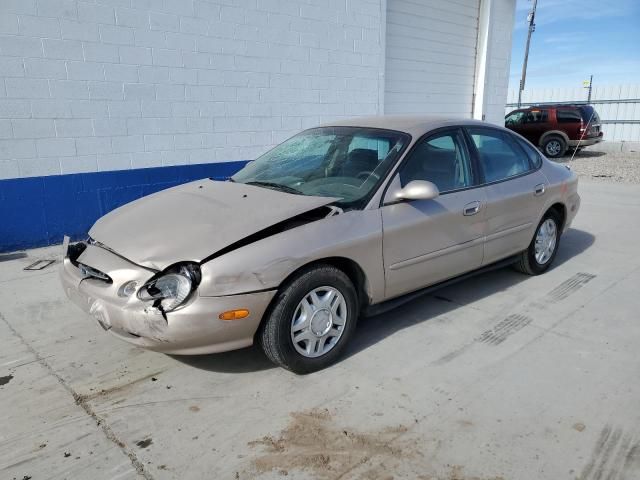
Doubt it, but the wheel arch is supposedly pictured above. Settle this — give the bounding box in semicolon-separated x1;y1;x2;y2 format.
253;256;370;344
539;130;569;147
546;202;567;231
280;257;371;310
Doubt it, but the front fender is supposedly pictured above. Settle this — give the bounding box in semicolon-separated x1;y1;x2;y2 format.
198;210;385;303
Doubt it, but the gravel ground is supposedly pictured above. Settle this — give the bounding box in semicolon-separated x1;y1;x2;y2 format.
553;149;640;184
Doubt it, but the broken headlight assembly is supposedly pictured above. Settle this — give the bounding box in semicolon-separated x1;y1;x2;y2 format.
137;263;201;314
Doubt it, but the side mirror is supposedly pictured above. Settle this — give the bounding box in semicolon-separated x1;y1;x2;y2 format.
395;180;439;201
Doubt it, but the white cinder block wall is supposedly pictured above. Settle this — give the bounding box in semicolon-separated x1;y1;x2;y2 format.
0;0;516;181
0;0;385;179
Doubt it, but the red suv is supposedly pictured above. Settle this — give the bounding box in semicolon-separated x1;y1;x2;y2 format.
505;105;603;158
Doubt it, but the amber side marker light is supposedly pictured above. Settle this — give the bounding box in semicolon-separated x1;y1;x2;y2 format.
219;309;250;320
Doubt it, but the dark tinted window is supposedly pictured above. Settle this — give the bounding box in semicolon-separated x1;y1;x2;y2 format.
579;105;600;124
556;109;582;123
514;136;542;169
524;109;548;123
400;130;472;193
467;128;531;183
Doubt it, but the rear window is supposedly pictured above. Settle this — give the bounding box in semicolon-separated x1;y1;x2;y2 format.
579;106;601;124
514;137;542;169
556;109;582;123
467;128;532;183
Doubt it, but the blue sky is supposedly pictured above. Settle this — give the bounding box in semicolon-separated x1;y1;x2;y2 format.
509;0;640;90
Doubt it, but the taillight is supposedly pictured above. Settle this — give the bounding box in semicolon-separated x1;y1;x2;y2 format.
579;119;586;134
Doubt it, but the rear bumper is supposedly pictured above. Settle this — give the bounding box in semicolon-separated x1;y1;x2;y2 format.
568;136;603;147
59;243;276;355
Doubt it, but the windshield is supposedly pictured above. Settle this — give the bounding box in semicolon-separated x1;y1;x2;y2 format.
231;127;410;208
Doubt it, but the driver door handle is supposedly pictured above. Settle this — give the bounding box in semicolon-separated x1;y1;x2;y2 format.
463;201;481;216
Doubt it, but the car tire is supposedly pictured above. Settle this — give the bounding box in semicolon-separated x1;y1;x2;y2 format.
514;210;561;275
258;264;359;374
542;136;567;158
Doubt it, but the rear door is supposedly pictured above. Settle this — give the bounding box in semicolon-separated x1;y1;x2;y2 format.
465;126;548;265
381;128;487;299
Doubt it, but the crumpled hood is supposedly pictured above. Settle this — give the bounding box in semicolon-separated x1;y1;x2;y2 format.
89;180;337;270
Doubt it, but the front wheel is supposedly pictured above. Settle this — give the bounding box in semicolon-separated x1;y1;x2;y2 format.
258;264;358;374
514;211;561;275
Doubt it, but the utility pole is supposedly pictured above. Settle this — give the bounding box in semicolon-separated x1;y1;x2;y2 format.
587;75;593;103
517;0;538;108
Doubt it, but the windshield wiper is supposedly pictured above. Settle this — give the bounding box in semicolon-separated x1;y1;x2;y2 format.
245;181;304;195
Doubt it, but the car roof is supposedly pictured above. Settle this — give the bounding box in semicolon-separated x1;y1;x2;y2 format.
520;104;585;110
318;115;494;137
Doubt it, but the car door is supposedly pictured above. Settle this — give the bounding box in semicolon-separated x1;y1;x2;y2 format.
518;109;549;146
504;110;525;133
381;128;487;299
465;126;549;265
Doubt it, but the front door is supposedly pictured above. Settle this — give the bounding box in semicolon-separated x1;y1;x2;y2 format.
381;128;486;299
518;109;549;146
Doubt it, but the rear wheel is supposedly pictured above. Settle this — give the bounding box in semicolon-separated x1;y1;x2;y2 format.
542;136;567;158
258;264;358;374
514;210;561;275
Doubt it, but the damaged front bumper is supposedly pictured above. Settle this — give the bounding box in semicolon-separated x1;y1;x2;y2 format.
59;241;276;355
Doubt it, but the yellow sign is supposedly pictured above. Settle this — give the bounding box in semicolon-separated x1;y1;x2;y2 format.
583;80;591;87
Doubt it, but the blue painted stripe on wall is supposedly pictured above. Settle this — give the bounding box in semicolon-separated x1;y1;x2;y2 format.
0;161;248;253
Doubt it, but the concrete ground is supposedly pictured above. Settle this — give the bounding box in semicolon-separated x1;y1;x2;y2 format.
1;180;640;480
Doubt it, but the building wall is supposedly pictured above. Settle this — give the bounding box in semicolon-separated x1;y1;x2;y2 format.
0;0;516;252
479;0;516;124
0;0;385;251
0;0;384;181
383;0;515;124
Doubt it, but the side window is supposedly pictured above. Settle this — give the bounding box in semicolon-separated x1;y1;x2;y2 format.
399;130;472;193
514;137;542;169
524;110;548;123
467;128;532;183
505;111;524;126
556;109;582;123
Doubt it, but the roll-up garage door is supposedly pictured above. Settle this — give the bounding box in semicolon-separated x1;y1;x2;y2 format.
384;0;481;116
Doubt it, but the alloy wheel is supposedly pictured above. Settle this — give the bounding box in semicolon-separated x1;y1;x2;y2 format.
546;140;562;156
534;218;557;264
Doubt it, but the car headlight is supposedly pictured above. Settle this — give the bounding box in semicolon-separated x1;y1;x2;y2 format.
137;263;201;313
